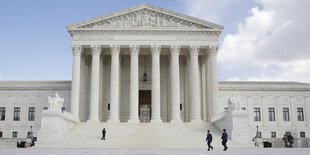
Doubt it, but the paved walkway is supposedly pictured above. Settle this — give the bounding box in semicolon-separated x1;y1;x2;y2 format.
0;148;310;155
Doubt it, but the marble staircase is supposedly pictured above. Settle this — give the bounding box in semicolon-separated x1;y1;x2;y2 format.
36;122;251;148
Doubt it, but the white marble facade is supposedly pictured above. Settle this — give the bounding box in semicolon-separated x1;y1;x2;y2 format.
0;4;309;141
67;4;223;123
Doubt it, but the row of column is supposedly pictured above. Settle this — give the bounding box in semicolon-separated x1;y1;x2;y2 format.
70;45;219;122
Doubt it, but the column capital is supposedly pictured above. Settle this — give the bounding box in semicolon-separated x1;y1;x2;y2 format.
190;45;200;57
72;45;82;56
129;45;140;56
110;45;120;56
151;45;161;56
170;45;181;56
90;45;102;56
208;46;218;56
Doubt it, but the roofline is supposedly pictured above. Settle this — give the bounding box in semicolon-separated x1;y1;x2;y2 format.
66;3;224;31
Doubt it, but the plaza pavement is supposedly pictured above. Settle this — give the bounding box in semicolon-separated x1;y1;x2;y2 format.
0;148;310;155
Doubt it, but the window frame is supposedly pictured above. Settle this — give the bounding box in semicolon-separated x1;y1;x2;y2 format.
12;131;18;138
0;107;5;121
268;107;276;121
28;107;35;121
300;132;305;138
271;131;276;138
297;108;304;121
13;107;20;121
254;107;261;121
283;107;290;121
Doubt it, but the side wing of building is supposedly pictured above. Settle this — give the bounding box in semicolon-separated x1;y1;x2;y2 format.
0;81;71;139
219;81;310;139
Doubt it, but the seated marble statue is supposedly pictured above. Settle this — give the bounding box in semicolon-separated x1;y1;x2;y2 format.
48;93;64;111
228;95;241;111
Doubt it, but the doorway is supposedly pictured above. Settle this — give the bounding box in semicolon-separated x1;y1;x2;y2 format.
139;90;151;122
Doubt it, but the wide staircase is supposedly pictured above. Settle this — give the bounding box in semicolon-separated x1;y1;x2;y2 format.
36;122;250;148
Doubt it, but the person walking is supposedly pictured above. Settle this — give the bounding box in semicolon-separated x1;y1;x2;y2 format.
206;130;213;151
101;128;106;140
282;134;288;147
221;129;228;151
287;133;294;148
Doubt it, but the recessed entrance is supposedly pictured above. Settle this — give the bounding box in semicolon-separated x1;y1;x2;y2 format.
139;90;151;122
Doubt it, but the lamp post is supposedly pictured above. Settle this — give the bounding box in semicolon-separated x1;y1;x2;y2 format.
256;126;260;138
254;125;261;147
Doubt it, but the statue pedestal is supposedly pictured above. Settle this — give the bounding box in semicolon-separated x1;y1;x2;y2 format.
213;110;251;143
37;110;78;143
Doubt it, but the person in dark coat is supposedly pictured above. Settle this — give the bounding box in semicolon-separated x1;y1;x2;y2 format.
221;129;228;151
101;128;106;140
206;130;213;151
287;133;294;148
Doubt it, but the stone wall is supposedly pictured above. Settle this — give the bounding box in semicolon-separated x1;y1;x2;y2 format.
0;81;71;139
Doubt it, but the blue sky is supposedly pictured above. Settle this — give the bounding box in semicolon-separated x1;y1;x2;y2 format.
1;0;309;83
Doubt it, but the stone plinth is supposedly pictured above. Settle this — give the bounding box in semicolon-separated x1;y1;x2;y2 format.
37;110;78;143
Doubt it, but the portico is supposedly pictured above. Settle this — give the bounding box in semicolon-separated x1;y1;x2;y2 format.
67;4;224;123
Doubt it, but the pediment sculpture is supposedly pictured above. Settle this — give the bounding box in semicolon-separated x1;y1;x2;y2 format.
78;9;212;29
48;92;64;111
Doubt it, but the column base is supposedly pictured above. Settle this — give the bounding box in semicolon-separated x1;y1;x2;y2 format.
190;119;203;123
170;119;182;123
87;119;100;123
151;118;162;123
128;119;140;123
107;119;120;123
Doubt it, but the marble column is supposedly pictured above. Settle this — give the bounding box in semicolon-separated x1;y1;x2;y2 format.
88;45;101;122
151;45;162;122
108;45;120;122
209;46;220;117
205;54;212;121
71;45;82;120
190;45;202;122
201;56;207;122
170;45;182;122
128;45;140;123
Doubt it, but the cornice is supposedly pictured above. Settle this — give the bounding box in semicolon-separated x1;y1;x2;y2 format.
219;81;310;91
0;81;71;91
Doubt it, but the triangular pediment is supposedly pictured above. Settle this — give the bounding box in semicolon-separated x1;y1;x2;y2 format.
67;4;224;30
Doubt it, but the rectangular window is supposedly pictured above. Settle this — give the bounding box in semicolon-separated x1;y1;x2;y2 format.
28;107;35;121
13;107;20;121
0;131;3;138
108;103;110;110
283;108;290;121
297;108;304;121
268;108;275;121
180;104;182;110
254;108;261;121
271;132;276;138
300;132;305;138
0;107;5;121
12;132;17;138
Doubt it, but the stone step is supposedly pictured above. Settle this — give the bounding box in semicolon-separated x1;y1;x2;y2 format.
36;122;252;148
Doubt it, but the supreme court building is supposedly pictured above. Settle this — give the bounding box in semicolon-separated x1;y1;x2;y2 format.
67;4;223;123
0;4;310;148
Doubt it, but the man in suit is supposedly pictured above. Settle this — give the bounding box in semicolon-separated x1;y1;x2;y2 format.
101;128;106;140
206;130;213;151
221;129;228;151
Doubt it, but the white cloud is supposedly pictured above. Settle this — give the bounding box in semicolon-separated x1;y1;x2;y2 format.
189;0;310;83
